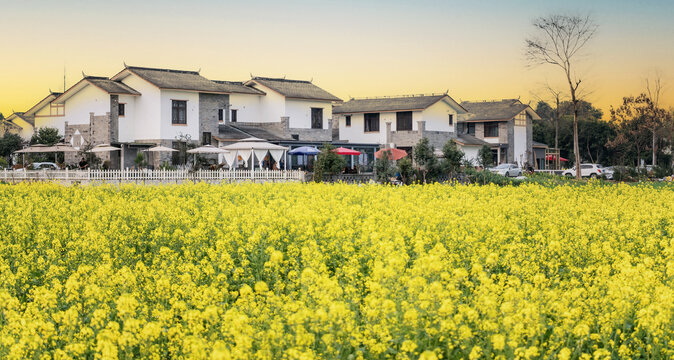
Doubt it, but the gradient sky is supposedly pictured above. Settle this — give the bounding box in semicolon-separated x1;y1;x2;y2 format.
1;0;673;119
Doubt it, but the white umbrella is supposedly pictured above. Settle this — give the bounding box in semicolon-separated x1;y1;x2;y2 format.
144;145;177;152
89;144;121;153
15;144;52;153
187;145;230;154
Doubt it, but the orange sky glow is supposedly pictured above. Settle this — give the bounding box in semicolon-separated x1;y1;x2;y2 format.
1;0;672;119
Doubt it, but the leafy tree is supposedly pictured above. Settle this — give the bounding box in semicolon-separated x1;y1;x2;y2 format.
397;157;415;185
313;143;346;182
374;150;396;184
0;112;4;121
608;95;656;166
478;145;494;168
413;137;437;183
440;140;464;176
0;133;23;163
30;127;62;146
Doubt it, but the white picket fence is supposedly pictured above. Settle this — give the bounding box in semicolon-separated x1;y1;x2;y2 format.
0;169;306;184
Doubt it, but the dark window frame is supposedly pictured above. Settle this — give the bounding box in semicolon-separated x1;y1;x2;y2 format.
172;100;187;125
218;109;224;122
311;108;323;129
202;132;212;145
448;114;454;126
231;109;238;122
396;111;413;131
364;113;380;132
118;103;125;117
345;115;351;127
467;123;476;135
484;122;499;137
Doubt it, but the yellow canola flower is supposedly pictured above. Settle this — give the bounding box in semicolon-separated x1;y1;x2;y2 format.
0;181;671;359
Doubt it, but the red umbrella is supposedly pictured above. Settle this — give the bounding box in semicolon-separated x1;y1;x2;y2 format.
332;147;361;156
546;155;568;162
375;148;408;160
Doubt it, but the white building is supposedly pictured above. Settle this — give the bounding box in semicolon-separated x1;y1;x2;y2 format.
333;94;472;155
459;99;541;166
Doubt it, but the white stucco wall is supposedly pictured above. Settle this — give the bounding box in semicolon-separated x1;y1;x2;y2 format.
120;74;161;141
513;124;527;166
286;99;333;129
11;118;34;141
62;85;110;127
461;145;480;166
338;113;386;144
422;100;458;132
34;105;66;135
160;90;199;141
117;94;136;143
229;93;263;123
250;83;285;123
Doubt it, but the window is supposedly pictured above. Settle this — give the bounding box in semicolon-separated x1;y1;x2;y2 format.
172;100;187;125
515;112;527;126
311;108;323;129
118;103;125;117
484;122;499;137
49;103;65;116
231;109;238;122
364;113;380;132
396;111;413;131
218;109;224;122
202;132;211;145
448;114;454;126
345;115;351;127
467;123;476;135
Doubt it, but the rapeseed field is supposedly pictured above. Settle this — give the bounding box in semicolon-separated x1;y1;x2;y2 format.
0;182;673;359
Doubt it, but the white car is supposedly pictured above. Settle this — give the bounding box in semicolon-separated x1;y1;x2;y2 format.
32;162;60;170
562;163;604;178
489;163;523;177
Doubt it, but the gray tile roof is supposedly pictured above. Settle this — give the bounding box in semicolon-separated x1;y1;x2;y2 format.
461;99;529;121
532;141;548;148
333;94;454;114
454;134;489;146
216;123;294;142
251;77;341;102
86;77;140;95
126;66;228;93
212;80;266;95
12;112;34;126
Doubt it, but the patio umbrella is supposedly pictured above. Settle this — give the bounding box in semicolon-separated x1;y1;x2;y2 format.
14;144;52;153
546;155;568;162
145;145;177;152
375;148;408;161
332;147;361;156
288;146;321;155
186;145;229;154
89;144;121;153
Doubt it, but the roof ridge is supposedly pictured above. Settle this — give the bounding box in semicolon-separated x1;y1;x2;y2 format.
253;76;311;84
462;98;521;104
84;75;110;80
213;80;246;85
126;65;200;75
349;93;447;101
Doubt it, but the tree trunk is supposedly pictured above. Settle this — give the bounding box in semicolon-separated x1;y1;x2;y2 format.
555;96;560;149
652;130;658;166
573;107;581;179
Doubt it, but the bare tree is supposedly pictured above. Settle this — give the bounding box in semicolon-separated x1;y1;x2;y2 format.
526;14;598;179
645;75;665;166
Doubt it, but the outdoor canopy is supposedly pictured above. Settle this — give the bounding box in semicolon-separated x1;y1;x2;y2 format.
332;147;361;156
186;145;229;154
220;140;288;169
89;144;121;153
288;146;321;155
144;145;177;152
14;143;78;153
375;148;408;161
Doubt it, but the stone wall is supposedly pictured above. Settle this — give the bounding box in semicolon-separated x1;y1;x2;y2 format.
505;120;514;163
199;94;229;145
388;121;455;149
63;113;114;166
109;95;119;143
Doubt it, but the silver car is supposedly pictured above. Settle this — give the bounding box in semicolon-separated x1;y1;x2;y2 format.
489;163;523;177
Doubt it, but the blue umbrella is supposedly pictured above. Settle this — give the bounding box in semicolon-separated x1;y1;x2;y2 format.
288;146;321;155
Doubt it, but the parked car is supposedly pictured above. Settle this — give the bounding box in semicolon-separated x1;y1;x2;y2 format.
602;166;615;180
31;162;60;170
562;163;604;178
489;163;523;177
